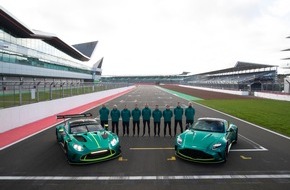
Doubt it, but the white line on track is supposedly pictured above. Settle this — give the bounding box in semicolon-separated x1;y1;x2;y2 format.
238;134;268;151
129;147;268;152
230;149;267;152
0;121;64;151
130;147;174;150
0;174;290;181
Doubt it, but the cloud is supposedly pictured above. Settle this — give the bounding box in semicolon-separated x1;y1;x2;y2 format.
1;0;290;75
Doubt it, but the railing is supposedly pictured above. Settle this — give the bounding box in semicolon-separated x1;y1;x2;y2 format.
185;81;285;93
0;82;129;109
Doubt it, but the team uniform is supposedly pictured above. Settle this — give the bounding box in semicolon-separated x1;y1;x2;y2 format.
163;106;173;137
121;107;131;136
152;106;162;136
99;105;110;129
110;107;120;135
132;106;141;136
185;104;195;129
174;104;184;136
142;105;152;136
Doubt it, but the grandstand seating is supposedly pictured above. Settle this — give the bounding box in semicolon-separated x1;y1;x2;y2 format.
101;62;280;92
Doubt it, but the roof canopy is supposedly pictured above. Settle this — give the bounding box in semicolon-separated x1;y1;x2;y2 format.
72;41;98;58
196;61;277;75
0;6;90;61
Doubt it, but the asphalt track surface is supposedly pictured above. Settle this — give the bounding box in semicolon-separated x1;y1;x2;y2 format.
1;85;290;190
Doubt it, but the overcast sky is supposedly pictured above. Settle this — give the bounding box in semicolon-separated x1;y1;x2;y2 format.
1;0;290;75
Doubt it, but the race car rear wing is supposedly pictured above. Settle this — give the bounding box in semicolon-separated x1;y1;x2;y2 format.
56;113;93;119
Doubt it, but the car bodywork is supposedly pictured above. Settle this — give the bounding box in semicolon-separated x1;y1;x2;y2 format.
56;113;121;164
175;117;238;163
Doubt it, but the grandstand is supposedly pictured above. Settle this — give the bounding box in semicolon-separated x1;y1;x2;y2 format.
281;36;290;93
281;36;290;61
101;74;185;84
102;62;280;92
185;62;279;92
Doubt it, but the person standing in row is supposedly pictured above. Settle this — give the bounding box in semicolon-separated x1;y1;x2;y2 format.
99;104;110;129
110;105;120;135
152;104;162;137
185;102;195;129
174;102;184;136
142;103;151;136
132;104;141;136
121;104;131;136
163;104;173;137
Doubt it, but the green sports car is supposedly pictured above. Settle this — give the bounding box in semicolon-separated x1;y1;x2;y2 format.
56;113;121;164
175;117;238;163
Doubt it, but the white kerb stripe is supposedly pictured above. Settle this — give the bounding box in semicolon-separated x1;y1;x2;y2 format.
0;174;290;181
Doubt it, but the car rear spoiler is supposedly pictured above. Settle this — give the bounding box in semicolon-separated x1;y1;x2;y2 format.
56;113;93;119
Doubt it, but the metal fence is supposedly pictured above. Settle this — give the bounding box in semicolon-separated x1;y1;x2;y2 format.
1;79;285;109
0;82;129;109
185;81;285;93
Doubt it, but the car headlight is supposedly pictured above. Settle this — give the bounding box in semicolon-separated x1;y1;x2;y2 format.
177;136;183;145
110;138;118;146
73;144;84;151
212;143;222;150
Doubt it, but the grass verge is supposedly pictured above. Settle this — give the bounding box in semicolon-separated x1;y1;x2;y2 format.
198;99;290;137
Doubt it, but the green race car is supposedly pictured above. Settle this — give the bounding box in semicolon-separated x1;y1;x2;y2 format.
175;117;238;163
56;113;121;164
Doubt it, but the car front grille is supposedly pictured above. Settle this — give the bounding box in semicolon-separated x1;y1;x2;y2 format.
81;149;115;160
179;148;213;159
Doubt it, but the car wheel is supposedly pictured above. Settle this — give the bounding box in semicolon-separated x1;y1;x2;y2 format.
56;130;60;142
63;143;73;163
223;144;229;163
64;143;68;155
233;129;238;144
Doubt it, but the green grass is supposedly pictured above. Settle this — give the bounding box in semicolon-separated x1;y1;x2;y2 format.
198;99;290;137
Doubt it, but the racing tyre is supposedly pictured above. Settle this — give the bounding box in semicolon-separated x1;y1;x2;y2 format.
234;129;238;144
56;130;60;142
223;144;229;163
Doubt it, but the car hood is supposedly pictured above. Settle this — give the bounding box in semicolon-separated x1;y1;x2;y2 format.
183;130;224;148
72;131;114;150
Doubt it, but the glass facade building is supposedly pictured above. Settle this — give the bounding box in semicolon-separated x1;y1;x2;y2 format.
0;6;102;83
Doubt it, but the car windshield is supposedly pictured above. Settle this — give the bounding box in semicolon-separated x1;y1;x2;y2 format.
70;122;103;134
191;120;225;133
